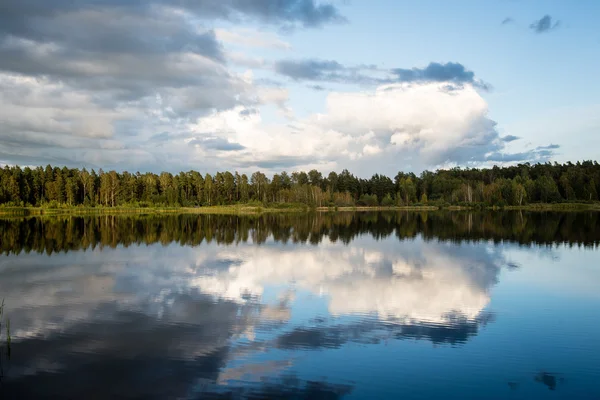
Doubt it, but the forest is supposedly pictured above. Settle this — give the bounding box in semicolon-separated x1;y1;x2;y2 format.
0;161;599;208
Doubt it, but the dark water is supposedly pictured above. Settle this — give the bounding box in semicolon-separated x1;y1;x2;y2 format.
0;212;599;399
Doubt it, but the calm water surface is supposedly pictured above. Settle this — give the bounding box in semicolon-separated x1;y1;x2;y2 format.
0;212;599;399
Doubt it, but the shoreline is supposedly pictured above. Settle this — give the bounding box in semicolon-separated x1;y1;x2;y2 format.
0;202;599;217
0;205;308;217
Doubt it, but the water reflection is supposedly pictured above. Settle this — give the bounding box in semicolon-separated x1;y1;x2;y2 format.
1;211;599;255
0;212;599;399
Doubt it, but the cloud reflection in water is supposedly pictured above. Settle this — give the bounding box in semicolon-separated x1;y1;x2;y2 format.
0;228;514;398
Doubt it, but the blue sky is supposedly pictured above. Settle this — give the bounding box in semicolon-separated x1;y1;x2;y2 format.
278;0;600;155
0;0;598;175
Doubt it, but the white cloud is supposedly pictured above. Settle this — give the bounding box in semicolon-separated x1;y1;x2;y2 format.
175;82;514;174
314;83;499;166
0;74;123;139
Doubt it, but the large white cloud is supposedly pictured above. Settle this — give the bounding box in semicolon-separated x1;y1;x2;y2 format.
176;82;551;174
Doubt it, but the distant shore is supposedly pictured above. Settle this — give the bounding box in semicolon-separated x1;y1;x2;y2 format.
1;202;599;217
0;204;307;217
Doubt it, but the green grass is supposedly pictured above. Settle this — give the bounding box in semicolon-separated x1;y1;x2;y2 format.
0;203;310;217
1;201;599;218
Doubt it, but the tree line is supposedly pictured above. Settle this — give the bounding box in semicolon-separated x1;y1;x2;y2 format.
1;211;598;255
0;161;599;208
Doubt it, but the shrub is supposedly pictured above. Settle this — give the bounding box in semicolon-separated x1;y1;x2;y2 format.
357;194;379;207
381;194;395;207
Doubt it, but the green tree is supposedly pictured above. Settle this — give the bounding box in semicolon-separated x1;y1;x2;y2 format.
398;177;417;205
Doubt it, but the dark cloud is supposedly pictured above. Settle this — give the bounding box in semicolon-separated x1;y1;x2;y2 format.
172;0;346;28
189;137;246;151
391;62;489;90
0;8;227;64
219;0;347;28
501;135;521;142
530;15;560;33
0;0;345;33
308;84;327;91
501;17;514;25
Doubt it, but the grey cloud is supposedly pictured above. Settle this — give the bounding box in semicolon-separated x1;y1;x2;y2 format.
274;59;384;85
0;150;85;169
502;17;514;25
0;0;345;32
0;33;241;107
0;1;253;118
530;15;560;33
0;131;122;150
501;135;521;142
391;62;489;90
0;6;226;62
278;59;489;90
484;146;558;162
189;136;246;151
536;144;560;150
211;0;346;27
308;84;327;91
275;59;345;80
0;0;343;116
239;108;259;117
0;0;274;170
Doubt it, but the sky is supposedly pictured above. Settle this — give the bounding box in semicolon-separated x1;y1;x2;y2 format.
0;0;599;177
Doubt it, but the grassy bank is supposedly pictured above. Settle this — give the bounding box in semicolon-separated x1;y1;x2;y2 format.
503;203;600;211
0;203;310;217
1;202;599;217
316;206;439;212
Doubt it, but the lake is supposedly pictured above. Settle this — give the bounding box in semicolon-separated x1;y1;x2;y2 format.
0;211;599;399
